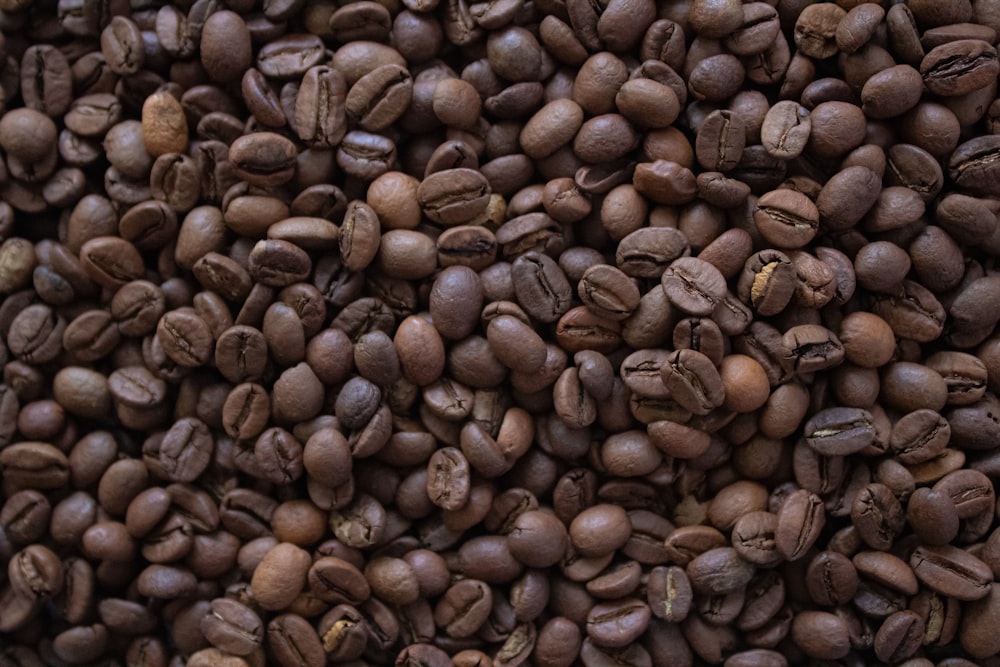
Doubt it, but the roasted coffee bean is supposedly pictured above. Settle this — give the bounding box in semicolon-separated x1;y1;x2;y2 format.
418;168;492;226
201;598;263;656
737;250;795;317
578;264;639;321
695;110;745;172
229;132;297;188
661;257;726;317
660;349;725;416
852;483;906;551
294;65;347;147
921;40;999;97
511;252;573;324
754;189;818;249
911;545;993;601
803;407;876;456
782;324;845;374
775;489;825;562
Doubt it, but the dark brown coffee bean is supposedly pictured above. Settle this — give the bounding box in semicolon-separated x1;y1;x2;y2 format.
268;614;325;667
737;250;795;317
586;598;651;648
911;544;993;601
418;168;492;226
437;225;499;271
760;100;810;160
754;189;819;249
775;489;825;561
229;132;298;188
645;565;692;623
156;309;213;368
791;610;850;660
686;547;755;596
803;407;875;456
949;135;1000;198
21;45;73;118
851;483;905;551
257;33;325;78
201;598;263;656
100;17;145;75
921;39;999;97
660;349;725;416
661;257;726;317
434;579;493;638
346;64;413;132
510;251;573;324
695;110;745;172
933;469;995;519
143;417;213;483
875;610;924;663
730;511;781;568
425;447;471;512
805;551;857;607
578;264;639;321
782;324;845;374
615;227;688;279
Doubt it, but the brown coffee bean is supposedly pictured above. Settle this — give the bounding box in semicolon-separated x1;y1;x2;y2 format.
660;349;725;416
251;542;311;611
852;483;905;551
737;250;795;317
921;39;999;96
911;544;993;601
695;110;745;172
229;132;298;188
425;447;471;512
586;598;650;648
775;489;825;561
141;91;189;157
754;189;819;249
418;168;492;226
200;11;252;83
661;257;727;317
201;598;263;656
791;610;850;660
760;101;810;160
569;504;631;558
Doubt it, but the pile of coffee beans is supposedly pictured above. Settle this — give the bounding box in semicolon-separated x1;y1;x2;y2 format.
3;0;1000;664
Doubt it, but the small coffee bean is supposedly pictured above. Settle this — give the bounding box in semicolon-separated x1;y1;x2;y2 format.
775;489;825;561
141;91;188;157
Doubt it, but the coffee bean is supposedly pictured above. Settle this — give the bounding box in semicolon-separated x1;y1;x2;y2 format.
100;17;145;75
911;544;993;601
141;91;188;157
201;598;263;656
852;483;905;551
294;65;347;148
268;614;325;667
586;598;651;648
660;349;725;416
200;11;252;84
754;189;819;249
921;39;999;97
803;407;876;456
661;257;726;317
20;45;72;118
578;264;639;321
775;489;825;561
418;168;492;226
229;132;298;188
